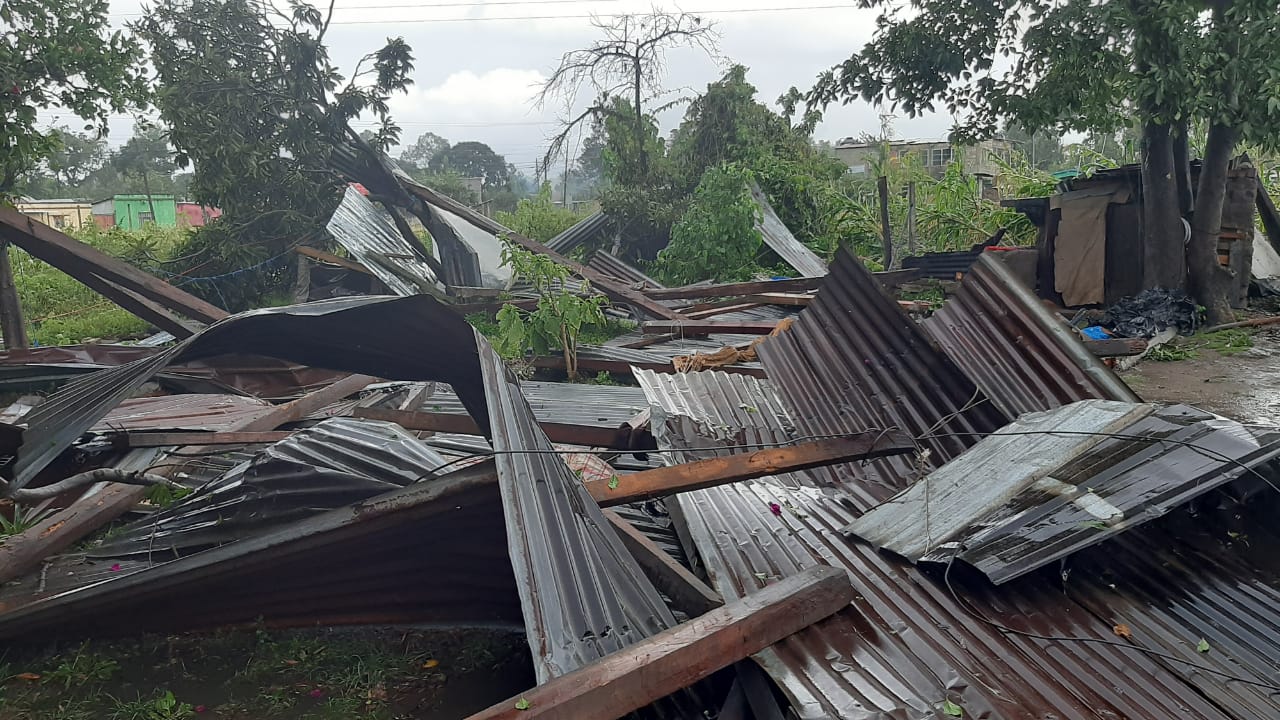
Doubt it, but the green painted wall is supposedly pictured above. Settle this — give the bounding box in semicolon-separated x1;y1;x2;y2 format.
113;195;178;229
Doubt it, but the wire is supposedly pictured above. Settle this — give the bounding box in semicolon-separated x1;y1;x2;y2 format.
941;549;1280;692
305;4;859;25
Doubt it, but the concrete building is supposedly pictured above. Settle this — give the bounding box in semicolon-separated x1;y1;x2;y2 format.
832;138;1016;194
92;195;178;229
13;199;93;229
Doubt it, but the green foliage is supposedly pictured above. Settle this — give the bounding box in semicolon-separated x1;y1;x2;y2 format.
143;484;193;509
428;141;512;189
11;224;189;345
495;186;586;243
43;644;119;690
137;0;417;309
0;500;56;537
493;241;607;379
0;0;148;196
653;165;764;285
110;690;193;720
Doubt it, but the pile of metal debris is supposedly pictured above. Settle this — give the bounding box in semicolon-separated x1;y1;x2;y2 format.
1;187;1279;719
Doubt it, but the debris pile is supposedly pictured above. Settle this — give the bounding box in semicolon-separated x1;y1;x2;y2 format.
1;181;1278;720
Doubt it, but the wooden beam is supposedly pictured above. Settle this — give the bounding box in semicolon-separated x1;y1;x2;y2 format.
0;206;228;324
617;333;678;349
120;430;295;448
0;238;28;350
583;434;914;507
643;270;918;301
604;509;723;617
642;321;780;336
72;270;204;338
403;182;685;321
739;292;812;307
681;303;765;321
351;406;651;450
529;355;769;379
1084;337;1147;357
463;565;853;720
0;374;377;585
295;246;373;275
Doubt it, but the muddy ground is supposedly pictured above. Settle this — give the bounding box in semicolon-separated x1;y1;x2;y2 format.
1121;327;1280;421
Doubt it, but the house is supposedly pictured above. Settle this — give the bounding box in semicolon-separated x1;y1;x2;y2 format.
833;138;1016;195
92;194;178;229
176;202;222;227
13;199;93;229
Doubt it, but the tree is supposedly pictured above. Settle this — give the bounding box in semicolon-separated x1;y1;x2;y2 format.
45;130;109;189
428;141;510;188
807;0;1280;324
113;125;177;216
0;0;148;196
399;132;450;170
1002;122;1065;171
137;0;437;307
539;11;719;176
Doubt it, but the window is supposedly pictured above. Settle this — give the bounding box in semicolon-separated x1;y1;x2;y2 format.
51;215;66;228
138;212;155;224
928;148;953;167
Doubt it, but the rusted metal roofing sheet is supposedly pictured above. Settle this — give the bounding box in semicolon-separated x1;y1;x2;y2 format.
750;183;827;278
756;248;1009;506
634;368;1246;720
92;394;274;433
90;417;450;559
924;253;1139;416
326;186;440;296
0;461;522;639
418;380;648;429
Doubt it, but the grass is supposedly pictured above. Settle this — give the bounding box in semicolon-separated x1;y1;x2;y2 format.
0;627;531;720
1148;328;1255;362
10;224;190;347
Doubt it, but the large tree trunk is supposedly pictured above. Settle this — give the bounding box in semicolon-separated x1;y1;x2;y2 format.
1187;123;1239;326
1139;120;1185;289
1172;120;1194;214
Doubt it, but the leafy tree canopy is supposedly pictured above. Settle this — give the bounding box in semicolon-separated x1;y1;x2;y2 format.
428;141;512;188
0;0;148;195
136;0;416;309
399;131;450;169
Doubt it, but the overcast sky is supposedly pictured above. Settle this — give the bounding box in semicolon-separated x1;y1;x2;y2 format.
41;0;956;174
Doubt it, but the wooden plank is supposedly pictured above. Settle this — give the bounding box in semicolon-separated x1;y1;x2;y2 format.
681;302;764;320
404;183;685;321
604;509;723;617
642;321;780;336
295;246;373;275
0;206;228;324
529;355;769;379
583;434;913;507
739;292;812;307
463;565;853;720
121;430;295;448
1084;337;1147;357
0;238;28;350
72;270;203;338
617;333;678;349
646;277;825;300
0;375;377;585
352;406;642;450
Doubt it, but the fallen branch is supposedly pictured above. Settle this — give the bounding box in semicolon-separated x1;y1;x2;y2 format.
6;469;177;503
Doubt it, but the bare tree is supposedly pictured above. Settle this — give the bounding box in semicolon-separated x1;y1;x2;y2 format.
538;10;719;174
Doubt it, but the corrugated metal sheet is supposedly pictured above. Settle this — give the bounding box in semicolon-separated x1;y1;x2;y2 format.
901;246;986;278
547;211;612;253
756;248;1009;508
92;394;274;433
587;250;663;288
418;380;649;429
0;462;522;639
924;404;1280;584
326;186;440;296
925;252;1139;416
90;417;450;559
635;368;1245;720
751;183;827;278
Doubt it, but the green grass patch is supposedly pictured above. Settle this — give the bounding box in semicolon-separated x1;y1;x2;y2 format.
1147;328;1255;362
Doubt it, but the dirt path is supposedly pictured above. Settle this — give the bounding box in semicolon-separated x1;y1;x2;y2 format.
1120;328;1280;422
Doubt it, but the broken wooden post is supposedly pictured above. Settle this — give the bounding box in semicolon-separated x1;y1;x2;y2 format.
604;509;723;617
583;433;914;507
0;238;28;350
463;565;853;720
0;375;377;585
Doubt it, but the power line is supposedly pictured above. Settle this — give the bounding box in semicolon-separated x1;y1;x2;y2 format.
108;0;619;18
231;4;860;25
